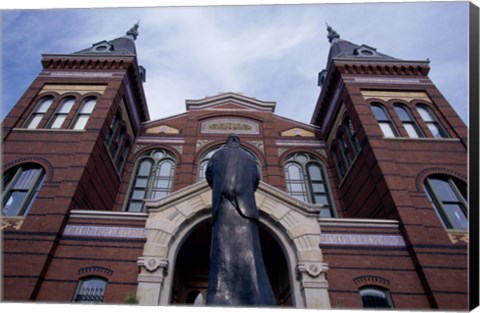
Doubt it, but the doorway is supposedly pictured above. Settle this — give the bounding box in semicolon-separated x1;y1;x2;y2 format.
170;219;292;306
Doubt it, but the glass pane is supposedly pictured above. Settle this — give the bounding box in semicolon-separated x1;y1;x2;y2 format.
379;122;396;137
37;97;54;113
152;151;164;160
427;123;443;138
314;195;328;205
151;191;167;200
394;106;410;121
80;99;96;113
50;115;67;129
158;161;173;177
135;178;148;188
74;278;106;303
286;163;302;180
128;201;143;212
311;183;326;193
138;161;152;176
371;105;388;121
26;115;43;129
154;179;170;189
59;98;75;113
417;106;434;122
444;204;468;230
292;193;308;202
430;179;458;202
308;165;322;181
131;190;146;200
289;183;305;193
3;191;28;216
72;115;89;130
13;168;39;189
320;208;332;218
404;123;420;138
296;154;308;164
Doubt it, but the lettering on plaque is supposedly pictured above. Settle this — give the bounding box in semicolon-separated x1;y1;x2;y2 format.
201;118;260;134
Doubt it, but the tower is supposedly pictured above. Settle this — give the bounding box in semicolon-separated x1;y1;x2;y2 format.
2;24;148;301
312;26;468;309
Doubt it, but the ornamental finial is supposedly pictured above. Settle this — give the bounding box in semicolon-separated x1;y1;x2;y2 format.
326;23;340;43
126;21;140;40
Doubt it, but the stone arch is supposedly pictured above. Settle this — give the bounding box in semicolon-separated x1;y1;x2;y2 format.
136;181;330;309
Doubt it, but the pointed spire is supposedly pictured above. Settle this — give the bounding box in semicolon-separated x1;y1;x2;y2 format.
326;23;340;43
126;21;140;40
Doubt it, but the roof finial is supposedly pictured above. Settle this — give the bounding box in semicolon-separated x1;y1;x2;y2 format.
126;21;140;40
326;23;340;43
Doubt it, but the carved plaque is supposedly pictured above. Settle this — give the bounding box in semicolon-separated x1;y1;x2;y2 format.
201;118;260;134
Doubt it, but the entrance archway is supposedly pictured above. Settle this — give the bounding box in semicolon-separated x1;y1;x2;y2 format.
170;218;292;306
136;181;330;309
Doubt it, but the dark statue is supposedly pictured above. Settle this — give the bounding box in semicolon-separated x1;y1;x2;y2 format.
205;134;276;306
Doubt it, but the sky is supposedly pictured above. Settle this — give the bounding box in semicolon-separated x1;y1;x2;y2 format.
1;0;472;126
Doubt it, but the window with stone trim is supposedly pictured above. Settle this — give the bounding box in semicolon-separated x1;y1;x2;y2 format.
24;96;55;129
416;104;450;138
197;145;261;182
344;116;361;156
125;149;176;212
2;164;45;216
72;276;107;303
70;97;97;130
423;175;468;230
359;286;394;308
284;153;335;217
47;96;76;129
393;104;424;138
371;103;398;138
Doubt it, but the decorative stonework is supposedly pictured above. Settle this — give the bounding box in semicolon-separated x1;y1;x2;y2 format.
320;233;406;246
146;125;180;134
246;140;264;153
196;139;215;151
447;232;468;244
39;84;106;95
138;257;169;273
201;118;260;134
360;90;431;103
2;218;24;230
353;275;390;286
296;262;327;278
277;148;289;157
281;127;315;137
171;145;184;154
63;224;146;239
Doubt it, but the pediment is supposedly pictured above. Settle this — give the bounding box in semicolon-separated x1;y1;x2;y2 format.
280;127;316;137
145;124;181;134
186;92;276;113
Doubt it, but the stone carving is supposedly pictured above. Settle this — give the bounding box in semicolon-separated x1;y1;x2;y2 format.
205;134;275;306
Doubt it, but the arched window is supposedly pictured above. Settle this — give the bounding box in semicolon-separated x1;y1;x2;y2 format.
423;175;468;230
359;286;394;308
105;112;121;148
197;146;222;182
47;96;75;129
126;149;176;212
2;164;45;216
331;146;345;179
24;96;54;129
344;117;360;155
394;104;424;138
337;131;352;168
284;153;335;217
72;276;107;303
416;104;449;138
371;103;398;138
197;145;260;182
70;97;96;130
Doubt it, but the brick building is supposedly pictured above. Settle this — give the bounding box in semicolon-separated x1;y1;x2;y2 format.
1;23;470;310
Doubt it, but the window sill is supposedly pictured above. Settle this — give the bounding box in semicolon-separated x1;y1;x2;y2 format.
12;128;86;133
2;216;26;230
381;136;460;142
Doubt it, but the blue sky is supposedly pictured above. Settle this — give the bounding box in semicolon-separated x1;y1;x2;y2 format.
1;1;471;125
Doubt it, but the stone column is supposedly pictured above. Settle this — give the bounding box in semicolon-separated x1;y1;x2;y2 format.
136;257;168;305
296;262;330;309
